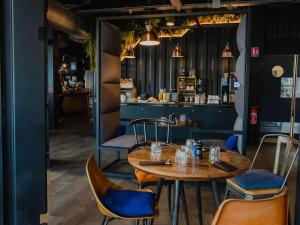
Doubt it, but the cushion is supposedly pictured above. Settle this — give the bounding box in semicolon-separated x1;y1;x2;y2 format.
101;188;155;217
134;169;160;183
233;169;285;189
102;135;141;149
226;135;238;150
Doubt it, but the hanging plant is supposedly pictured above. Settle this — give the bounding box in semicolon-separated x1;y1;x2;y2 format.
84;29;96;70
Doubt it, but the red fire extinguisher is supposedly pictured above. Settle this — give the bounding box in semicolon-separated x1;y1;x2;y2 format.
249;106;258;125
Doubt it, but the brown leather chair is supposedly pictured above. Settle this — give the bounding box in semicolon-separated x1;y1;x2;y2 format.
211;190;288;225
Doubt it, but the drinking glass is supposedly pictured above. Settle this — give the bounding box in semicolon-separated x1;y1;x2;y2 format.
176;146;187;166
151;142;161;154
180;114;186;121
209;146;221;164
185;139;195;158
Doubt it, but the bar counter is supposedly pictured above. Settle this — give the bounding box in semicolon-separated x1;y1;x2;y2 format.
121;102;237;141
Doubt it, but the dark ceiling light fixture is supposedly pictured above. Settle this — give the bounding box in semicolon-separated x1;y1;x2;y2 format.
172;43;184;58
140;0;160;46
221;42;234;58
124;48;136;59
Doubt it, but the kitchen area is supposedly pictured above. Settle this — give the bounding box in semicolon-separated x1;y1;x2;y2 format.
114;13;247;151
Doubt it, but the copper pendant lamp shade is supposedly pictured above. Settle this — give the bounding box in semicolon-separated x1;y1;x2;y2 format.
221;42;234;58
172;44;184;58
124;48;136;59
140;24;160;46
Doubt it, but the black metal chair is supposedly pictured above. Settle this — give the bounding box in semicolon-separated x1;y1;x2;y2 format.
129;118;190;225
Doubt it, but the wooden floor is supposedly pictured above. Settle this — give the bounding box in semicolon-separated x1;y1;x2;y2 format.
49;117;298;225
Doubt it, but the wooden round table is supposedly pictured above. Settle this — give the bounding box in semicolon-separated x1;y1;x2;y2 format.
128;145;250;225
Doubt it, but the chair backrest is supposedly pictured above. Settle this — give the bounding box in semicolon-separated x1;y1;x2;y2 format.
250;134;299;192
86;154;121;216
211;190;288;225
129;118;175;145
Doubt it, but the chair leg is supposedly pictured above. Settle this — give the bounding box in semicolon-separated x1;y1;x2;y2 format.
224;185;230;200
181;185;190;225
101;216;108;225
168;183;172;213
212;181;221;206
150;218;154;225
143;219;148;225
135;220;140;225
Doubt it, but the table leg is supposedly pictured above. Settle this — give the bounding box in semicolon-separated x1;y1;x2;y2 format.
194;182;203;225
212;181;221;206
172;180;182;225
181;184;190;225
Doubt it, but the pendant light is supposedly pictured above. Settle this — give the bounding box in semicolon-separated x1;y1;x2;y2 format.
140;0;160;46
172;43;184;58
221;42;234;58
124;47;136;59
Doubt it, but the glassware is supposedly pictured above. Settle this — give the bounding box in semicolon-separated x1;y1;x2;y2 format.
185;139;195;158
209;146;221;164
176;146;187;166
151;142;161;154
180;114;186;121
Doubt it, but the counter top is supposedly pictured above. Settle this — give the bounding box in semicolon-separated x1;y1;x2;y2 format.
121;102;235;107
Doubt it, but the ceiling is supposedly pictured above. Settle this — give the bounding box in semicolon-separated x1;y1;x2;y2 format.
57;0;300;17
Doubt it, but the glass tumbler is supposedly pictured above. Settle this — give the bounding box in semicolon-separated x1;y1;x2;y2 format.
209;146;221;164
151;142;161;154
176;146;187;166
185;139;195;158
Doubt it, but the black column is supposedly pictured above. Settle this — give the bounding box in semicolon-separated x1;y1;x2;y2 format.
2;0;47;225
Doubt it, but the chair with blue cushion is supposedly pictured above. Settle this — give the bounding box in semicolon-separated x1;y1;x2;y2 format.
86;154;159;225
225;134;299;200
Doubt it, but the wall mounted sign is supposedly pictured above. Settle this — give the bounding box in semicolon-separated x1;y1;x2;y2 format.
280;77;300;98
250;47;259;57
272;65;284;78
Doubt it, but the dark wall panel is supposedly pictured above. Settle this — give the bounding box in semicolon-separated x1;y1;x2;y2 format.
122;26;239;98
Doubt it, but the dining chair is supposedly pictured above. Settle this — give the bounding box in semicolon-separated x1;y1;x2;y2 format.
212;189;288;225
86;154;159;225
129;118;190;225
225;134;299;200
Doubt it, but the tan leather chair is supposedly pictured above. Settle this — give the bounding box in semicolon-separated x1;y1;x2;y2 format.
86;154;159;225
212;190;288;225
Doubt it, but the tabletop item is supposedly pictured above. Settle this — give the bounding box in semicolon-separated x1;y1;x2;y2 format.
169;113;176;122
185;139;195;158
120;94;127;103
139;159;172;166
192;141;203;160
194;94;200;104
213;160;238;172
151;142;161;154
180;114;186;121
175;146;187;166
209;146;221;164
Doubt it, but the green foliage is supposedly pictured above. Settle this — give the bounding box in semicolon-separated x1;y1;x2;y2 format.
84;31;96;70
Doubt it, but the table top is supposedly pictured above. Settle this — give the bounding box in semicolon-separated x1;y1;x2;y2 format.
128;145;250;181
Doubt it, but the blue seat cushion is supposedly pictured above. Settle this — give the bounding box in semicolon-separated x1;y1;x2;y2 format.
102;188;155;217
233;169;286;189
226;135;238;150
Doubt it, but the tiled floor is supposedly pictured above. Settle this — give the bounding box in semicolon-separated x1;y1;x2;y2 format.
49;117;298;225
